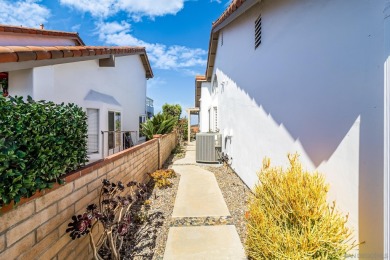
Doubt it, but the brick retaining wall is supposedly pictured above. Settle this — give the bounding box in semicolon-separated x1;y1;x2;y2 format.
159;133;179;168
0;132;178;259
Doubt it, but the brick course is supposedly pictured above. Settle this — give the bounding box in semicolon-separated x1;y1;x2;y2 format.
0;133;177;259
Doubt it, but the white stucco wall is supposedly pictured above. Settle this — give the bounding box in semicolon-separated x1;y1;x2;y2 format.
9;69;33;97
199;82;211;132
203;0;384;256
30;55;147;159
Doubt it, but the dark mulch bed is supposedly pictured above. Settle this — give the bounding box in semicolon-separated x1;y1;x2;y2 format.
97;143;253;259
119;144;184;259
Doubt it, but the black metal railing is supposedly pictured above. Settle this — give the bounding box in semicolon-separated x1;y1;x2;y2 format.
101;130;138;157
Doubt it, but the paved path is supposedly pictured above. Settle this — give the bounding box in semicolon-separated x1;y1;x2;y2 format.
163;142;246;260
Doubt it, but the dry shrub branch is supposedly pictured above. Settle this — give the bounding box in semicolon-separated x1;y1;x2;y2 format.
246;154;358;259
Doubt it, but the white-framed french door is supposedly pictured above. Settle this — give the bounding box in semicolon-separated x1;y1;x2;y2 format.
87;108;99;154
108;111;121;155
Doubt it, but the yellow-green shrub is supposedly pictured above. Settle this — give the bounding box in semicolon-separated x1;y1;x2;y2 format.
246;154;356;259
149;169;176;188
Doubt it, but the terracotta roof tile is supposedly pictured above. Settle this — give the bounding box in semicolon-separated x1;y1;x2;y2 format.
212;0;246;30
6;46;37;62
26;46;51;60
59;46;74;58
0;45;153;78
0;47;18;63
66;46;82;57
83;47;91;56
196;75;206;81
205;0;250;80
41;46;63;59
92;46;104;56
0;24;85;46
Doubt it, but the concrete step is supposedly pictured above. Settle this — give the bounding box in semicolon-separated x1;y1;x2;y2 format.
163;225;246;260
172;165;230;218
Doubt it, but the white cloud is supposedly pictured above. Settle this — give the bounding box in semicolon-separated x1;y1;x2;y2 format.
118;0;184;19
147;77;167;89
97;21;207;70
71;24;81;32
59;0;116;17
59;0;185;19
0;0;50;28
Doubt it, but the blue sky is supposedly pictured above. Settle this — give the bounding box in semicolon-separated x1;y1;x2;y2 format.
0;0;231;115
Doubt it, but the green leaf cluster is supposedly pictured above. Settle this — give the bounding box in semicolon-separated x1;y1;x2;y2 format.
0;95;88;208
140;113;176;141
162;103;181;122
177;118;188;142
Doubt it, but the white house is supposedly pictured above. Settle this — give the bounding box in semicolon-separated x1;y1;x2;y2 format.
196;0;389;257
0;25;153;161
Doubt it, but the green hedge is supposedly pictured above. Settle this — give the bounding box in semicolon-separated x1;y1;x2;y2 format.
0;96;88;207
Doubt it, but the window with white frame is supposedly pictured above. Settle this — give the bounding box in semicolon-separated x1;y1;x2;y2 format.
108;111;121;150
208;108;211;132
87;109;99;154
212;75;218;94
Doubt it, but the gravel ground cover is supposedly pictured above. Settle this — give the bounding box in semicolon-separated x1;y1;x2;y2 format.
203;165;253;246
120;145;184;260
116;143;252;259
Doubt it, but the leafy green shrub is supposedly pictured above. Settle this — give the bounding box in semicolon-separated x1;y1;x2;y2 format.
148;169;176;188
0;96;88;207
140;113;176;140
246;154;357;259
162;103;182;122
177;118;188;142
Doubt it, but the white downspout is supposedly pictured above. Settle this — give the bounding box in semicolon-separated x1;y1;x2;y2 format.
187;109;191;143
384;1;390;257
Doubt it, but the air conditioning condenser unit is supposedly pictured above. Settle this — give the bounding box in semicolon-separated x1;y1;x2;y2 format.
196;133;222;163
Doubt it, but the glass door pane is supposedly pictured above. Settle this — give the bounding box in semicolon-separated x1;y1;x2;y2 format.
115;112;121;149
108;111;114;149
87;109;99;154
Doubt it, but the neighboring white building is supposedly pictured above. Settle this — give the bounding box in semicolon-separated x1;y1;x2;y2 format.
146;96;154;119
197;0;389;257
0;25;153;160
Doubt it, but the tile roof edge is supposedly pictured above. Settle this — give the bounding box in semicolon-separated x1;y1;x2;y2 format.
0;24;85;46
212;0;247;31
205;0;259;80
0;45;153;79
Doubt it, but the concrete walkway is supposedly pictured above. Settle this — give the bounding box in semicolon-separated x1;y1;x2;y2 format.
163;142;246;260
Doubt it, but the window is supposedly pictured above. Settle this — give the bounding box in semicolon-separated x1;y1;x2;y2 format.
255;15;262;49
87;109;99;154
221;31;224;46
212;76;218;94
214;107;218;131
108;111;121;150
208;108;211;132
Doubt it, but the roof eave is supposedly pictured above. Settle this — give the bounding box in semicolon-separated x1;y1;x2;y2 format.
212;0;260;33
0;46;154;78
139;52;154;79
195;75;206;108
205;0;260;80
